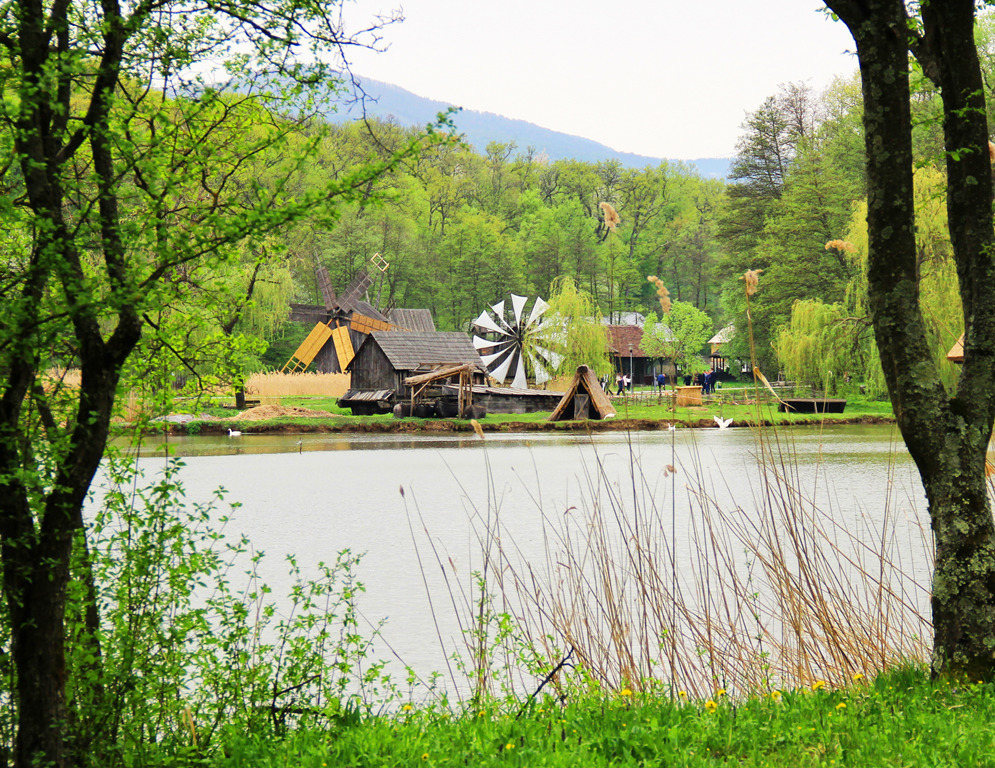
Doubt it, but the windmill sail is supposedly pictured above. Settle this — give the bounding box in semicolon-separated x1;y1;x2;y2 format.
282;322;335;373
337;270;373;313
472;294;553;388
316;266;336;310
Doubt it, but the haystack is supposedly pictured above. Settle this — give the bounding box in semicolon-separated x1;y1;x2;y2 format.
548;365;616;421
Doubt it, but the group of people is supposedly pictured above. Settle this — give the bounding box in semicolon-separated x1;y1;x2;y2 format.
690;370;718;394
605;369;721;396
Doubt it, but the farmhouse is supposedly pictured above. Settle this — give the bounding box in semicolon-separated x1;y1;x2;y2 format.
339;331;486;415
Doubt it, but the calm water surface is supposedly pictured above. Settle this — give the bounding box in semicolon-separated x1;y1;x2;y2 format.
101;425;928;696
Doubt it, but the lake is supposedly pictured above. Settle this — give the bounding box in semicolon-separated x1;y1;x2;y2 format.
101;424;932;699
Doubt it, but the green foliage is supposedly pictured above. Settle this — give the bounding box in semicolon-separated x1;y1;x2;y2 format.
61;456;394;765
211;667;995;768
774;300;868;395
538;276;612;378
641;302;713;375
775;166;962;396
717;82;864;375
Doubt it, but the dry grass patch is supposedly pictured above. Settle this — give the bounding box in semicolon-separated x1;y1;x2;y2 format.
246;372;350;398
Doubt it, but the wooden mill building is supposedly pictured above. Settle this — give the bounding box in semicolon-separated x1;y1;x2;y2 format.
339;331;487;414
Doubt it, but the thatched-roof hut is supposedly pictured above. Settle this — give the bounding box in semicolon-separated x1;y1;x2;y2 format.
548;365;616;421
947;333;965;363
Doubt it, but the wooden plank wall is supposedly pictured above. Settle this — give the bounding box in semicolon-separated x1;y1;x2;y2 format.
352;342;404;394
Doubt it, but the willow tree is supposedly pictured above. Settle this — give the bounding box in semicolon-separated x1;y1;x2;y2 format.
822;0;995;678
0;1;443;763
535;276;612;378
775;166;962;397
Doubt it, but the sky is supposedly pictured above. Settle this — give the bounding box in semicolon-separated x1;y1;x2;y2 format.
342;0;860;160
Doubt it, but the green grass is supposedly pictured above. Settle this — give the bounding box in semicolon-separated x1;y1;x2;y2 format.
213;667;995;767
166;390;896;433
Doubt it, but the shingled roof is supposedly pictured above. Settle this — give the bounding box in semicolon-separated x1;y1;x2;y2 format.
361;331;484;371
386;308;436;333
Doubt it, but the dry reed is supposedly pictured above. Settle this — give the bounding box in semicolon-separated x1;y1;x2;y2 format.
646;275;672;314
245;371;350;398
599;202;621;232
414;402;935;705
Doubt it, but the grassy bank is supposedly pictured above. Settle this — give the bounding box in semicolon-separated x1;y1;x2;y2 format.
215;667;995;767
161;389;895;435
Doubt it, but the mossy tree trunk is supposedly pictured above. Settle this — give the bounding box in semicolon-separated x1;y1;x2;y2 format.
824;0;995;678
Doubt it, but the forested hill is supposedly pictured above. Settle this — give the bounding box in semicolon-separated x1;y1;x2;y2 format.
325;76;731;179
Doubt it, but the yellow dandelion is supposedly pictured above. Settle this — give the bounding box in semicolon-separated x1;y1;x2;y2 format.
620;688;633;697
812;680;826;691
771;690;782;702
852;673;865;682
717;689;727;697
402;704;413;712
421;754;429;761
836;702;846;710
478;710;486;717
505;743;515;750
704;700;717;714
678;690;687;698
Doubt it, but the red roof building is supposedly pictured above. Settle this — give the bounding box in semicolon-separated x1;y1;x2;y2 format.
606;325;675;385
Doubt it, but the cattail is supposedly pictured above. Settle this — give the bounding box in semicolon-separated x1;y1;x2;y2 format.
988;140;994;163
470;419;485;440
825;239;856;253
741;269;762;297
599;202;621;232
183;706;198;747
646;275;672;313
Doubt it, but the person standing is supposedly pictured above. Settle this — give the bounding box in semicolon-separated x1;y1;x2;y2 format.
657;372;666;391
616;372;624;396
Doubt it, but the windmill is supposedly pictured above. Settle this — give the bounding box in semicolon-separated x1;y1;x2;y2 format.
283;255;394;374
471;294;562;389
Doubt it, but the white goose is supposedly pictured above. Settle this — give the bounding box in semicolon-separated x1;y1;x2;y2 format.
228;428;242;437
713;416;733;430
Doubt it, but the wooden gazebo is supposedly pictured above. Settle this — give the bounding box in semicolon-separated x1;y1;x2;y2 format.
548;365;616;421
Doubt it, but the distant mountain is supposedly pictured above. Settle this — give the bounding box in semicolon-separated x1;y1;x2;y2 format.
324;77;731;180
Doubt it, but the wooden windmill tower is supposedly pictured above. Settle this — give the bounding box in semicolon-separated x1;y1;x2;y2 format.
283;254;395;374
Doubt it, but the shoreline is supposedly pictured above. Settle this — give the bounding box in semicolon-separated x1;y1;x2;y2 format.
147;413;897;437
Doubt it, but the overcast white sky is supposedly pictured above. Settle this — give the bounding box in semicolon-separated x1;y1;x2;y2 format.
342;1;859;159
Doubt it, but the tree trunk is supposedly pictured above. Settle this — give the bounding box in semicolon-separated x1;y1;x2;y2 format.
825;0;995;678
